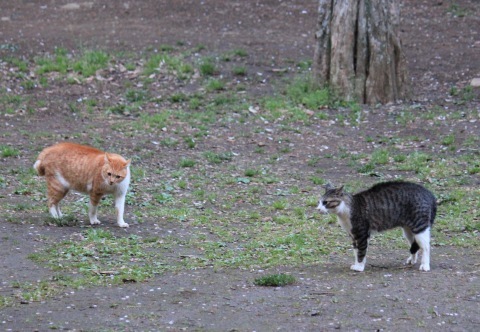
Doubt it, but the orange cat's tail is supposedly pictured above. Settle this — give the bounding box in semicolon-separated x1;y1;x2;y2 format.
33;159;45;176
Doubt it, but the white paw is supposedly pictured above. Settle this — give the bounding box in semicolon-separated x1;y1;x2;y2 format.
419;264;430;272
49;206;61;219
350;263;365;272
90;219;101;225
406;254;417;265
118;222;129;228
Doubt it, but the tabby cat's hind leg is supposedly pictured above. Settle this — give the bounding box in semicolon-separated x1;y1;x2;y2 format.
414;227;431;272
402;227;419;265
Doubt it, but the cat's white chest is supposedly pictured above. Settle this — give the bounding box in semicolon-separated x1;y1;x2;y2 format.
335;202;353;236
337;214;353;235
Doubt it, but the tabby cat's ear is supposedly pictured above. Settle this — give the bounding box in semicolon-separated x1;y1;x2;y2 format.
323;183;334;192
335;186;345;195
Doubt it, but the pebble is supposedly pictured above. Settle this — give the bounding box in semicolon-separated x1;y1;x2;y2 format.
61;3;80;10
470;78;480;87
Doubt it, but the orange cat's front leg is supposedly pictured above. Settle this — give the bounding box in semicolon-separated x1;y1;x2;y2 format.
114;191;129;228
89;193;103;225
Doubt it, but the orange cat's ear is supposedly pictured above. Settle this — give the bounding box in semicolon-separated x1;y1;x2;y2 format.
124;159;131;168
104;153;111;164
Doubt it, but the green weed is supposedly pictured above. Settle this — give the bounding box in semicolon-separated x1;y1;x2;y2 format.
199;58;216;76
206;79;225;91
441;133;456;146
232;66;247;76
0;145;20;158
180;159;196;168
254;273;296;287
126;89;148;103
204;151;233;164
272;200;288;210
72;50;109;77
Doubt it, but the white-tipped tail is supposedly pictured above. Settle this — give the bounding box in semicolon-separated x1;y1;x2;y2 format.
33;159;44;175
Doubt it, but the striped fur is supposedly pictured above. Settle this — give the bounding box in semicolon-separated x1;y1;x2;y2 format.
318;181;436;272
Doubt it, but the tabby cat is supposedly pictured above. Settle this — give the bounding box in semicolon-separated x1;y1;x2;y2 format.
34;142;131;228
317;181;436;272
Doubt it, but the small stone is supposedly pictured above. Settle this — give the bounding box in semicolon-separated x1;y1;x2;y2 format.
470;78;480;87
61;3;81;10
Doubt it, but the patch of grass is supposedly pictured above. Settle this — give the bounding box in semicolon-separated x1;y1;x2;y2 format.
6;57;29;72
232;66;247;76
143;54;164;75
272;200;288;210
395;110;417;125
160;138;178;148
310;176;326;185
203;151;233;164
158;44;175;52
170;93;188;103
21;80;36;90
125;89;148;103
357;163;375;174
244;169;259;177
468;165;480;175
371;149;390;165
184;137;196;149
72;50;109;77
36;48;69;74
297;60;311;70
44;215;78;227
0;145;20;158
254;273;296;287
286;76;331;110
397;152;431;174
232;49;248;57
189;97;202;110
447;2;469;17
134;111;172;130
179;159;196;168
206;79;225;91
199;58;216;76
143;53;192;78
393;154;407;163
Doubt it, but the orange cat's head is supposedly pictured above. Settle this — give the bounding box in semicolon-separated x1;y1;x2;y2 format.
102;153;131;186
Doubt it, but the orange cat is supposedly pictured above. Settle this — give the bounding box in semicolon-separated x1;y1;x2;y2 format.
34;142;131;227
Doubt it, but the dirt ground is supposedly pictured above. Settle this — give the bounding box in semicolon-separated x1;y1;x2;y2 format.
1;0;479;331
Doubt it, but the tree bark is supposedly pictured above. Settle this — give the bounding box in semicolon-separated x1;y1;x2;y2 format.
312;0;409;104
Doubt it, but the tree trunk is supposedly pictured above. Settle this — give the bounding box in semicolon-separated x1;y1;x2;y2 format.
312;0;409;104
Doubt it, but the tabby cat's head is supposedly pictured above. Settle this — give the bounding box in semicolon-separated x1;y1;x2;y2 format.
102;153;131;186
317;184;349;214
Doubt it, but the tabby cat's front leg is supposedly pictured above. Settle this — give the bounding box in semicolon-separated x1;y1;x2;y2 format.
351;236;368;272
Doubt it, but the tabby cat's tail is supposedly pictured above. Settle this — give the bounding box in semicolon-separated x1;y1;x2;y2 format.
33;159;45;176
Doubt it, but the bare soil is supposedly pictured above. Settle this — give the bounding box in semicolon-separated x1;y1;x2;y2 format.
1;1;479;331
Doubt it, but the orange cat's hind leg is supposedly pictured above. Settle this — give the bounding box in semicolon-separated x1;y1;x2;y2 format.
89;193;103;225
46;176;69;218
